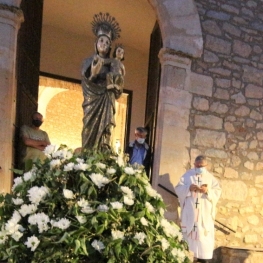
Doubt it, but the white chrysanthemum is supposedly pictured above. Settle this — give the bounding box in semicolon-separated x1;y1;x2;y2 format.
81;206;95;214
50;159;61;168
145;185;160;199
25;235;40;251
97;204;109;212
161;238;169;251
76;215;87;224
12;176;23;191
123;196;134;206
19;204;38;217
74;163;90;171
27;186;49;204
63;189;74;199
145;201;155;213
63;162;74;171
52;218;71;230
110;201;123;209
111;230;124;240
140;217;148;226
91;239;105;252
43;144;56;155
23;171;34;181
77;198;89;207
171;248;186;261
121;186;134;199
28;212;50;233
134;232;146;244
52;150;64;159
96;162;106;169
76;158;84;163
89;173;110;188
5;221;21;234
106;168;116;174
124;167;135;175
0;231;8;244
11;231;23;241
11;211;21;223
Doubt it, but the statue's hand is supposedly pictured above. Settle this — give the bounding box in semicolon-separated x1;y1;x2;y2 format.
90;56;103;78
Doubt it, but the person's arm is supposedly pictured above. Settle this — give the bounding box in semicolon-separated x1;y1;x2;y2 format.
22;136;49;151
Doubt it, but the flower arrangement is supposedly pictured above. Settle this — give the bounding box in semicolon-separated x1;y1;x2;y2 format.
0;146;191;263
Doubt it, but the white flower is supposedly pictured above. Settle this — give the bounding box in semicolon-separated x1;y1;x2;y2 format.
97;204;109;212
89;173;110;188
110;201;123;209
121;186;134;199
12;197;24;206
44;144;56;155
140;217;148;226
145;201;155;213
63;162;74;171
111;230;124;240
76;158;84;163
27;186;49;204
107;168;116;174
91;239;105;252
123;196;134;206
76;216;87;224
81;206;95;214
171;248;186;261
5;221;21;234
0;231;8;244
25;235;40;251
134;232;146;244
11;211;21;223
23;171;34;181
19;204;37;217
28;213;50;233
117;155;124;167
96;162;106;169
52;218;71;230
50;159;61;168
74;163;90;171
11;231;23;241
145;185;160;199
161;238;169;251
77;198;89;207
12;176;23;191
63;189;74;199
124;167;135;175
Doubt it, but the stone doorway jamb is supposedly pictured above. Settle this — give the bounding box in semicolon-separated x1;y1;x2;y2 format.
0;0;24;193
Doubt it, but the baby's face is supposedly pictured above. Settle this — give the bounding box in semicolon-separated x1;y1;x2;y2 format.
116;47;124;59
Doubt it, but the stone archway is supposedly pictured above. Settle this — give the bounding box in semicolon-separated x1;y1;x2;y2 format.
146;0;204;222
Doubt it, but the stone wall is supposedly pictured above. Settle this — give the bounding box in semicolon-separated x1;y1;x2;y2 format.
189;0;263;258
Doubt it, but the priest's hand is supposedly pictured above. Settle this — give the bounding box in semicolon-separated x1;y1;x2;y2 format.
200;184;208;194
189;184;199;192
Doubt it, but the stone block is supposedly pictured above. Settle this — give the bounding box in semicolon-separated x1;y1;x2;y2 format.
187;72;213;96
193;129;226;149
193;97;209;111
195;114;223;129
221;180;248;201
224;167;239;179
233;40;252;58
205;35;231;54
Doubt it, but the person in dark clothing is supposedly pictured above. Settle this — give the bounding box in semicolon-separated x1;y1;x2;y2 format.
125;127;151;176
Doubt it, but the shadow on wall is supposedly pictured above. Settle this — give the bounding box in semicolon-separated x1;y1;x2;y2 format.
157;173;180;225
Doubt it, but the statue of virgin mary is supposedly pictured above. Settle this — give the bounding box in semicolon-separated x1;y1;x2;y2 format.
81;13;122;151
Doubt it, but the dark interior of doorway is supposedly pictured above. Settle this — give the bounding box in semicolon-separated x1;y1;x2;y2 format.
39;71;133;155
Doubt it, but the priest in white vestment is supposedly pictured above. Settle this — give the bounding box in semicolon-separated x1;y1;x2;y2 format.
175;155;221;263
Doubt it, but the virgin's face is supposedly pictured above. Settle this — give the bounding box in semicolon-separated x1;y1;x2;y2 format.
96;36;110;56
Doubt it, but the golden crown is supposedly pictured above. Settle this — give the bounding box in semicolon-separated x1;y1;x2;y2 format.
91;12;121;42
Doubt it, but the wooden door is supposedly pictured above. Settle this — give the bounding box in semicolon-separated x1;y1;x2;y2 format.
14;0;44;169
144;22;162;180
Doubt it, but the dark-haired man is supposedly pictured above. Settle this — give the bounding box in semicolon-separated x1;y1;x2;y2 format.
175;155;221;263
20;112;50;166
125;127;151;175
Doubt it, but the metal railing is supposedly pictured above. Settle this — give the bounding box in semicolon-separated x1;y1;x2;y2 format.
158;183;236;233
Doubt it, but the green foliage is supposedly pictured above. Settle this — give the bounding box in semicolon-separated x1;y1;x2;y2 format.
0;146;191;263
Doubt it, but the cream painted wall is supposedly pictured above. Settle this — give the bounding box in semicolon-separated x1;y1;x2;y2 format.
40;25;149;142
